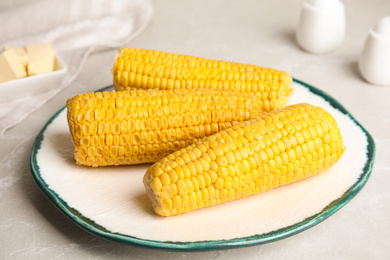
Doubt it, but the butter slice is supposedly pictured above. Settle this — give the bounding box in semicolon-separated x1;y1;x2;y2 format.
0;50;27;83
3;46;27;69
26;44;55;76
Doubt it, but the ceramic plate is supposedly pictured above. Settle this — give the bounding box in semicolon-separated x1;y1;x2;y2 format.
30;79;375;251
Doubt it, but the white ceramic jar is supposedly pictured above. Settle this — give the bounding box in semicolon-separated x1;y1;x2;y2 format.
358;16;390;86
296;0;346;54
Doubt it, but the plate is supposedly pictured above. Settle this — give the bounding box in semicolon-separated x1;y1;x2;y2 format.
30;79;375;251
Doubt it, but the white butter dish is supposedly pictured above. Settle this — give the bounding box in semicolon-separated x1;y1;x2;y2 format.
0;53;67;102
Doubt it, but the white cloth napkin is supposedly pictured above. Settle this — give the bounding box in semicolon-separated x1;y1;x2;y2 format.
0;0;153;134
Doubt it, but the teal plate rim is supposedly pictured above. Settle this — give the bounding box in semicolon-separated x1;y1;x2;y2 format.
30;79;376;252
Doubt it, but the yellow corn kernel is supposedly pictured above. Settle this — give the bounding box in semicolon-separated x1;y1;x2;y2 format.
113;48;293;112
66;88;262;167
143;103;346;217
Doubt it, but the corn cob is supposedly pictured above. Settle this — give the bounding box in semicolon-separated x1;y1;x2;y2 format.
113;48;293;112
66;89;262;167
143;103;346;217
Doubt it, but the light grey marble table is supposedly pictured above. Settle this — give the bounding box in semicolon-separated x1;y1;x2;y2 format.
1;0;389;259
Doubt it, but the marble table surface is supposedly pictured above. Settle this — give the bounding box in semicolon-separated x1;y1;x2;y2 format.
1;0;389;259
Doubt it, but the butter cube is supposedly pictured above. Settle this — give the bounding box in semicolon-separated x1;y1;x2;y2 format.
0;49;27;83
3;46;27;69
26;44;55;76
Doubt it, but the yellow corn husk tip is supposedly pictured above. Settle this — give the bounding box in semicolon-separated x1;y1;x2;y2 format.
143;103;346;217
66;89;263;167
112;48;293;112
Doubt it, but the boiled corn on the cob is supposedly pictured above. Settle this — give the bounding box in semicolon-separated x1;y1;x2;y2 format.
113;48;293;112
143;103;346;217
66;89;262;167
